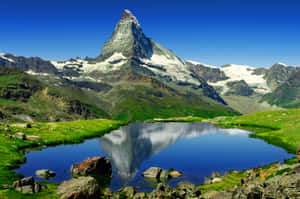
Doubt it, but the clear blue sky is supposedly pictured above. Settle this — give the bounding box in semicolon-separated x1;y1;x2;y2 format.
1;0;300;67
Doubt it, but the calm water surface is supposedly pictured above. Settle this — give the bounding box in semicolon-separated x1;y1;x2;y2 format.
15;122;293;192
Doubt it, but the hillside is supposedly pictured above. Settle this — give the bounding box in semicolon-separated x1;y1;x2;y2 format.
262;72;300;108
0;67;108;122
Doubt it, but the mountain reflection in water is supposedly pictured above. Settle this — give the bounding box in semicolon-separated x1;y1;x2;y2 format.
100;122;249;185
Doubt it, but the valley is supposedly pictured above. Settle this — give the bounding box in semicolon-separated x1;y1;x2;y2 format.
0;8;299;199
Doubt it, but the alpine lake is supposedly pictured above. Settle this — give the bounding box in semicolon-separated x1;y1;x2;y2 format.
15;122;294;192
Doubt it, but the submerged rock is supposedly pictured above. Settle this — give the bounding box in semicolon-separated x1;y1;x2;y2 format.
142;167;162;179
71;156;112;177
169;170;183;178
142;167;182;181
56;176;101;199
35;169;55;178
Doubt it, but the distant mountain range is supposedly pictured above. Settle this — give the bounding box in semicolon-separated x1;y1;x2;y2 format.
0;10;299;122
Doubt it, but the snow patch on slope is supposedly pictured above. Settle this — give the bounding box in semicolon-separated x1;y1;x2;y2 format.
185;60;218;68
51;53;128;73
209;64;271;94
0;53;15;63
25;70;50;76
140;54;200;85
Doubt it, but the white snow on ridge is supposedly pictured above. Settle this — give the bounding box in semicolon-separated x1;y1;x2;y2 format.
51;53;128;73
25;70;50;76
275;62;288;67
185;60;218;68
82;53;127;73
0;53;15;63
209;64;271;94
140;54;200;85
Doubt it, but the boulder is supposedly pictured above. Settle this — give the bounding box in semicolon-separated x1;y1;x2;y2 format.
118;186;137;198
204;177;212;185
202;191;232;199
15;132;26;140
159;169;169;179
148;183;173;198
56;176;101;199
142;167;162;178
133;192;147;199
13;176;46;193
156;183;173;196
35;169;56;178
297;145;300;163
175;182;201;198
71;156;112;177
211;172;221;178
13;176;34;188
27;135;42;141
169;170;183;178
212;177;223;183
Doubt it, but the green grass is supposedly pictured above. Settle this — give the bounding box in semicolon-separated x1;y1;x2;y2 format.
198;171;247;193
165;109;300;192
150;116;204;122
111;86;238;122
214;108;300;153
0;119;124;198
0;98;20;106
0;182;58;199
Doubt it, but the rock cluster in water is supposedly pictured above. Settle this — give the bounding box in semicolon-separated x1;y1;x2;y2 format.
54;155;300;199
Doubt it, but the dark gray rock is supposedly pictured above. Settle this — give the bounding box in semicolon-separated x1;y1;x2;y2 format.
224;80;254;96
118;186;137;198
175;182;201;198
13;176;46;194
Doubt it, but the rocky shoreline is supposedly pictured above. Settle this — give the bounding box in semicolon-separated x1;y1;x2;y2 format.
5;155;300;199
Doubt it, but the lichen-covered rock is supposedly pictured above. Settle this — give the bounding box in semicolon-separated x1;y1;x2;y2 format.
71;156;112;177
56;176;101;199
175;182;201;198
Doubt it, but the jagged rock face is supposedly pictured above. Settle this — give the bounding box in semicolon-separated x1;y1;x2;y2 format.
263;71;300;108
224;80;254;96
185;61;228;83
0;53;58;74
97;9;153;61
266;63;300;90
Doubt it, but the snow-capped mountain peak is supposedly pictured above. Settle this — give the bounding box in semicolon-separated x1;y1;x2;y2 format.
274;62;288;67
121;9;140;26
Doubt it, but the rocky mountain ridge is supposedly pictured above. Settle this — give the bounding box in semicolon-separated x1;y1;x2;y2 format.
0;10;238;122
1;9;299;120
